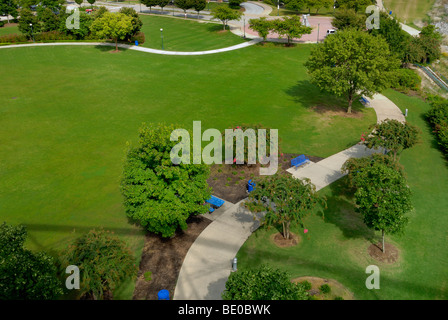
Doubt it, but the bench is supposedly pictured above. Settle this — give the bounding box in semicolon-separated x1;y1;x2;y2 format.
205;195;225;209
291;154;310;168
360;97;370;107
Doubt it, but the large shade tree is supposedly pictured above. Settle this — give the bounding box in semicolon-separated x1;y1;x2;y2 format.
305;29;400;113
245;173;326;240
120;123;211;238
89;12;134;51
211;5;242;30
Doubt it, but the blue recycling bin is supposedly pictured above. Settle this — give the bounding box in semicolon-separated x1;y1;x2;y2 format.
247;180;256;193
158;289;169;300
135;40;139;46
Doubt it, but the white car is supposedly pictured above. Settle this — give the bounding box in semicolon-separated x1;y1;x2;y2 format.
326;29;337;37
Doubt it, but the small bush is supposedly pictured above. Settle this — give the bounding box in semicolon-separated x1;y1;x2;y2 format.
300;280;312;291
0;21;5;28
334;296;344;300
34;31;75;42
392;68;421;92
131;31;145;45
0;33;28;43
319;284;331;294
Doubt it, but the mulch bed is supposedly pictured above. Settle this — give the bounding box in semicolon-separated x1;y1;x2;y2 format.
368;242;400;264
132;152;324;300
132;216;211;300
207;153;323;203
270;232;300;248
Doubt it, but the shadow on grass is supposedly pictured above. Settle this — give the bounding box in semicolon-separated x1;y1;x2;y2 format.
318;179;376;242
419;113;448;168
284;80;365;113
93;43;130;52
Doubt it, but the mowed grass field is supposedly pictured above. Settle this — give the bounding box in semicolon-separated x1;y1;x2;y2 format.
0;27;375;299
382;0;435;23
236;88;448;300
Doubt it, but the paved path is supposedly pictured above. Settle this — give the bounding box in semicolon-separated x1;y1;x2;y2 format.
174;94;406;300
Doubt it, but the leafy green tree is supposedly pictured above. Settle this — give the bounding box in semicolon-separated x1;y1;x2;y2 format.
90;12;134;51
249;17;272;41
18;7;40;38
193;0;206;18
142;0;159;12
364;119;420;161
222;264;309;300
93;5;109;18
341;153;405;189
211;5;242;30
74;0;83;7
332;8;366;30
0;223;63;299
120;123;211;238
39;0;64;11
245;173;325;240
283;0;306;11
305;29;400;113
309;0;332;13
272;15;312;46
351;162;412;253
87;0;96;7
337;0;372;12
175;0;193;14
158;0;170;12
38;7;60;32
369;12;411;62
60;11;94;40
403;36;426;65
119;7;143;39
59;229;138;300
0;0;19;23
228;0;242;9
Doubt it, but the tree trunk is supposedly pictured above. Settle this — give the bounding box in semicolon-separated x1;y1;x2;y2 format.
393;150;397;161
282;221;290;240
115;38;118;52
382;230;385;254
347;96;353;114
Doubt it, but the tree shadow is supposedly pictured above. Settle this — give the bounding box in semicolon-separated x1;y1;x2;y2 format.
318;179;376;242
419;113;448;167
93;43;129;52
284;80;366;114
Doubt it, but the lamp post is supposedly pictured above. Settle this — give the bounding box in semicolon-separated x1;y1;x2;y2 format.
160;28;164;50
317;23;320;43
243;17;245;38
277;0;279;16
30;23;34;43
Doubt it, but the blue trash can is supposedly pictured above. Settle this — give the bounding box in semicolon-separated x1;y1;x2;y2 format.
135;40;139;46
247;180;256;193
158;289;169;300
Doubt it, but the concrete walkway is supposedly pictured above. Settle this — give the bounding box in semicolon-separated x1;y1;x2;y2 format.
174;94;406;300
0;39;262;55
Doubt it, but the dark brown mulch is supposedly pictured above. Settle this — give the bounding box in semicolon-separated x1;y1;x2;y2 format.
368;242;400;264
207;153;324;203
132;216;211;300
270;232;300;248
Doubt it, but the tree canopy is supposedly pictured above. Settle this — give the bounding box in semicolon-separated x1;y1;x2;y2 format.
305;29;400;113
90;12;134;51
244;173;325;240
0;223;63;300
120;123;211;238
222;264;309;300
211;5;242;30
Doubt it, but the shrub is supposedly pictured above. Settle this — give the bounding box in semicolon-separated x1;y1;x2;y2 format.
131;31;145;44
0;33;28;43
426;96;448;155
300;280;312;291
319;284;331;294
0;21;5;28
392;68;421;92
334;296;344;300
229;0;243;9
34;31;75;41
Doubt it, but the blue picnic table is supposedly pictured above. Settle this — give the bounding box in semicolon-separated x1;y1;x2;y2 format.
205;195;225;212
291;154;310;168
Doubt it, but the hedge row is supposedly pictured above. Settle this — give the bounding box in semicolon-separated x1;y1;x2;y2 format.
426;95;448;156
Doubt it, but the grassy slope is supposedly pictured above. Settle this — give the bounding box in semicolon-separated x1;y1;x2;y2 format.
382;0;435;23
0;25;19;37
237;89;448;300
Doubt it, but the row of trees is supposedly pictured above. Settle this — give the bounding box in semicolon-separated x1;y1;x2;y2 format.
1;223;137;300
249;15;312;45
266;0;373;14
16;6;144;49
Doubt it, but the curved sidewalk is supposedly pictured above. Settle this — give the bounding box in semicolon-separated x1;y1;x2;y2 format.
0;39;262;55
173;93;405;300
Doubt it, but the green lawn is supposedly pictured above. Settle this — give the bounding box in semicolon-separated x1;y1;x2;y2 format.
236;88;448;300
0;25;19;37
382;0;435;24
137;14;246;51
0;24;375;298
